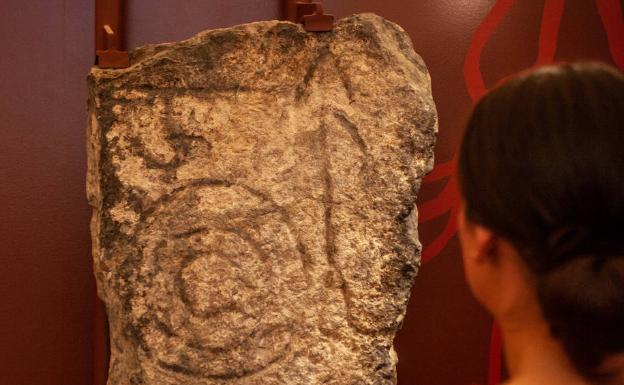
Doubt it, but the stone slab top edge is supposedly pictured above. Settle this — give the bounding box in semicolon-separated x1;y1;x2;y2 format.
88;13;425;77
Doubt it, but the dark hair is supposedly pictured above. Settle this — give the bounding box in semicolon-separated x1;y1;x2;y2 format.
458;62;624;380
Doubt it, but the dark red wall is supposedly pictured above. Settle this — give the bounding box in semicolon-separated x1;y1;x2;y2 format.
1;1;621;385
0;1;94;384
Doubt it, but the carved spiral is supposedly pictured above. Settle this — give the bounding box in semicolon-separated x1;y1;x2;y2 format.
131;180;306;379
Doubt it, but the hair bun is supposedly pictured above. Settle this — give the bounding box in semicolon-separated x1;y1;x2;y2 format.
537;254;624;378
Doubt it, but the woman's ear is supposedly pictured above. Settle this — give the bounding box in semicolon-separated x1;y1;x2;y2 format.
473;224;497;263
458;202;499;308
457;203;497;265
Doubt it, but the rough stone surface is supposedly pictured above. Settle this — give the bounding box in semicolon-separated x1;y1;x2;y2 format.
87;13;437;385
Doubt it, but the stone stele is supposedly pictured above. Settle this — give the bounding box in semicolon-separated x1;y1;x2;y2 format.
87;13;437;385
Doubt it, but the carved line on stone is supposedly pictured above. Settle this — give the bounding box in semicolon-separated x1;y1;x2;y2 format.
333;55;356;103
319;115;401;338
156;327;293;381
141;178;313;280
319;120;363;337
108;49;353;107
333;110;368;157
174;227;271;319
234;182;315;280
138;178;232;221
296;44;331;101
132;182;300;379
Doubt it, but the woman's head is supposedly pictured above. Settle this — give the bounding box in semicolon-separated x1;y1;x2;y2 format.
457;62;624;380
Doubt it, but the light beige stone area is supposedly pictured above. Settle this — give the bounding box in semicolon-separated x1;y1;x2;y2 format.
87;13;437;385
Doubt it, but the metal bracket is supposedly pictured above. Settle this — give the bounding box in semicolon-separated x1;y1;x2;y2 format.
284;0;334;32
95;0;129;69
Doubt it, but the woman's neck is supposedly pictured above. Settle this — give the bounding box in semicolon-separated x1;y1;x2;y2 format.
500;312;589;385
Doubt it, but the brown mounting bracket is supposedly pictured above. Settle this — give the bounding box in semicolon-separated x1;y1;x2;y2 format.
284;0;334;32
95;0;332;69
95;0;130;69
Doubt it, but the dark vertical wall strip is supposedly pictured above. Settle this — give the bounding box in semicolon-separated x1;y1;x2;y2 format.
0;1;620;385
0;1;95;384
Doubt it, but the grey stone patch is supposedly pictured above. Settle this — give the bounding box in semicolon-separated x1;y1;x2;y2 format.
88;13;437;385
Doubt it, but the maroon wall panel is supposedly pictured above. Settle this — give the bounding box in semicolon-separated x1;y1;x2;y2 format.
1;1;621;385
0;1;95;384
125;0;279;48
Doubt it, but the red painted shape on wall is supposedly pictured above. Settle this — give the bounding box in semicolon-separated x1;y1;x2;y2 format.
464;0;518;101
419;166;459;264
493;0;565;88
535;0;565;65
487;323;504;385
419;0;519;265
596;0;624;70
